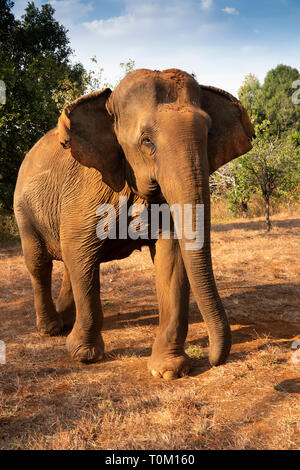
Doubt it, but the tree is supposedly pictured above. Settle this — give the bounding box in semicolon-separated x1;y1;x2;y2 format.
0;1;86;210
210;163;252;218
0;0;135;212
239;65;300;138
232;65;300;227
228;120;300;231
52;57;136;112
238;73;264;123
261;65;300;136
0;0;16;43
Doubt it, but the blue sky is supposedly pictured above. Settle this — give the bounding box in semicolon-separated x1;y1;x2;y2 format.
13;0;300;95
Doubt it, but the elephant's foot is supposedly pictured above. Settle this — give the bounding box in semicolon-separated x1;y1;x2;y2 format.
37;315;64;336
148;351;191;380
66;329;104;364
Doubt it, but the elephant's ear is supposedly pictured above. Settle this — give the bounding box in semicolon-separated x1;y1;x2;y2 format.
200;85;255;174
58;88;125;192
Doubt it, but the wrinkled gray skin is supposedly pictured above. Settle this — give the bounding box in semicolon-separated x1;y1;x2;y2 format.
14;69;255;379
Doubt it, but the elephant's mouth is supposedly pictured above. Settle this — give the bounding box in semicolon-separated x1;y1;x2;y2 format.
125;161;163;203
133;179;164;203
146;180;164;203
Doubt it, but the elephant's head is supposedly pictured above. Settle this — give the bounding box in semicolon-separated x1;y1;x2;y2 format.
58;68;255;366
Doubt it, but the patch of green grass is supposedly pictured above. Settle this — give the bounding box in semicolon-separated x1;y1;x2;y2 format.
211;217;236;224
262;354;279;367
282;417;297;428
186;346;207;360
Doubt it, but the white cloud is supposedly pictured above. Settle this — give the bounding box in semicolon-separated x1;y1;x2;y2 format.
66;0;250;95
241;45;255;54
222;7;239;15
83;1;202;39
50;0;94;25
200;0;213;10
84;15;136;38
13;0;94;24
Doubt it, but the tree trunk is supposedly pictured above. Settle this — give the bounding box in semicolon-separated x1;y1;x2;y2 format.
240;200;248;218
265;196;271;231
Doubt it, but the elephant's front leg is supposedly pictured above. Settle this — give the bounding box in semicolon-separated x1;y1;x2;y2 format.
63;251;104;363
149;238;191;380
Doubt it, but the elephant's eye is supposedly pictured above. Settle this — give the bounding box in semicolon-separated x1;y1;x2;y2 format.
141;136;156;154
141;136;153;146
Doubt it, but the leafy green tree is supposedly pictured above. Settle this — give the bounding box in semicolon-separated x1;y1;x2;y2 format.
0;1;86;211
52;57;136;112
239;65;300;138
233;64;300;226
228;120;300;230
238;73;264;123
0;0;16;43
210;162;252;217
261;64;300;136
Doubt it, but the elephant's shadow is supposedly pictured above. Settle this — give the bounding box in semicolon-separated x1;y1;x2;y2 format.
100;280;299;376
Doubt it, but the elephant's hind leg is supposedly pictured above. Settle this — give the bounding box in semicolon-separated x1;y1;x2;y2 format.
56;265;76;332
20;228;63;335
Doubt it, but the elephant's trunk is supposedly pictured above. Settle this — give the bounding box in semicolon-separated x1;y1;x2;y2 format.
158;129;231;366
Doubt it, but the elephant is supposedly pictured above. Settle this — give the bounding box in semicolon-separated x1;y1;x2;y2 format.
14;68;255;379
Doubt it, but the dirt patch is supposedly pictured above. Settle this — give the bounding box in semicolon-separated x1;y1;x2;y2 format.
0;216;299;449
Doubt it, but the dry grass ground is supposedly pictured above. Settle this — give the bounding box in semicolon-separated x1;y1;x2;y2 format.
0;215;299;450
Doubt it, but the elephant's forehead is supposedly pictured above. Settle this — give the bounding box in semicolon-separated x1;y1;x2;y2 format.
114;68;202;111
